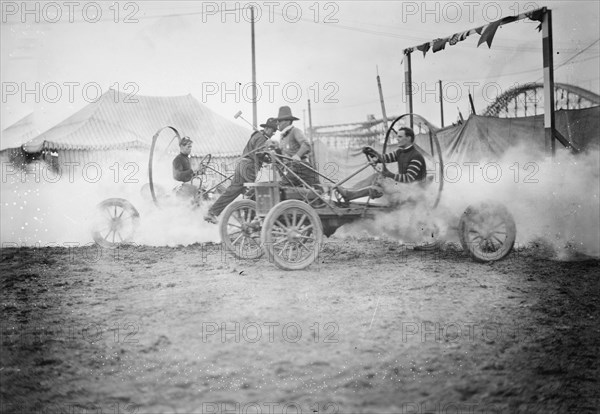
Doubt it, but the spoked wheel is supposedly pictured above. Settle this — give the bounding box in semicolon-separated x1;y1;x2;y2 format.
261;200;323;271
92;198;140;249
220;200;263;259
459;202;516;262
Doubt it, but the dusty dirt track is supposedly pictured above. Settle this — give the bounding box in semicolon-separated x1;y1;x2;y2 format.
1;239;598;414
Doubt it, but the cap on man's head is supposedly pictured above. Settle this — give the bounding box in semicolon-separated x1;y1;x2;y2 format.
180;137;193;146
260;117;278;130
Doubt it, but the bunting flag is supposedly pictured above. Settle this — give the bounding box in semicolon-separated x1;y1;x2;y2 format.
477;15;518;48
527;9;545;31
416;43;430;57
432;38;448;53
404;8;547;56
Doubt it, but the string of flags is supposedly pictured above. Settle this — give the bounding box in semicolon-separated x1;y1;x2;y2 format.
405;9;545;57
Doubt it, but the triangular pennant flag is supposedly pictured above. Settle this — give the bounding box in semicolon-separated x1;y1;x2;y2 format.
477;21;502;48
417;42;431;57
477;15;518;48
432;38;448;53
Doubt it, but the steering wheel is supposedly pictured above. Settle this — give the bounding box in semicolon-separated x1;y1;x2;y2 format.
362;147;384;173
194;153;212;177
191;153;213;198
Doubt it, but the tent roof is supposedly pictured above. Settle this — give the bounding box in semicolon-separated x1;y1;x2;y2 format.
1;113;41;151
22;90;251;156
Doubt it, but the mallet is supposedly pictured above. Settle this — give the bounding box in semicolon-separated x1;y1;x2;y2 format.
234;110;258;132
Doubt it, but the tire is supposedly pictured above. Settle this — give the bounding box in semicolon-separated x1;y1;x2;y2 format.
261;200;323;270
459;202;516;262
220;200;263;259
92;198;140;249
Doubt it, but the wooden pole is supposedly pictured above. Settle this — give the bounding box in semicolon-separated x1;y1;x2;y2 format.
438;80;444;127
404;52;413;128
468;92;476;115
376;66;389;131
250;6;257;128
307;99;315;166
542;8;556;156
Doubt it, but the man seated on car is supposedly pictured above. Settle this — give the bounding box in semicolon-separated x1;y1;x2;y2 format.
337;127;426;202
172;136;204;199
272;106;320;188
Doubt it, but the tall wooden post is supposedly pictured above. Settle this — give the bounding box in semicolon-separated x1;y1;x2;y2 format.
542;8;556;156
307;99;315;166
377;66;389;131
250;6;257;128
404;52;413;128
438;80;444;127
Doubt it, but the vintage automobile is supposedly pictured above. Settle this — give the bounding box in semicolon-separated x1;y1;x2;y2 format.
218;114;517;270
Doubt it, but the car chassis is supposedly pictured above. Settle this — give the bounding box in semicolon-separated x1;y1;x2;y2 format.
219;114;517;270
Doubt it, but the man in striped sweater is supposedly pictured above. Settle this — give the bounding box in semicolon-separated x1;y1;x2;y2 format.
337;127;426;202
371;127;426;183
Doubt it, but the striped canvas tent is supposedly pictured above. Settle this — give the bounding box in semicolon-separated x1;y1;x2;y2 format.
1;113;41;165
22;89;252;170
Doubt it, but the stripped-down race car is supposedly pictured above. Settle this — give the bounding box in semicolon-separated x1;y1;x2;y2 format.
219;114;517;270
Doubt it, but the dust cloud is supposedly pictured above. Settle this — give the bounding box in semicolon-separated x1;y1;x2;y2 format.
336;145;600;260
2;145;598;259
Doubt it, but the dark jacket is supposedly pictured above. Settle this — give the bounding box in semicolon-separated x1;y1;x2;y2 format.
172;153;194;182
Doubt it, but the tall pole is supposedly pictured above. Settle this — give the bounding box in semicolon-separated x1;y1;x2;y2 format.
376;66;389;131
438;80;444;127
303;109;307;132
307;99;315;166
404;52;413;128
251;6;257;128
541;8;556;157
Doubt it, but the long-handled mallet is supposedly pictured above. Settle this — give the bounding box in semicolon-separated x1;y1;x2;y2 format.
234;110;258;132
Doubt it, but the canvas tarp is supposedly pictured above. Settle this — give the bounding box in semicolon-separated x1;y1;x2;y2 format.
435;106;600;164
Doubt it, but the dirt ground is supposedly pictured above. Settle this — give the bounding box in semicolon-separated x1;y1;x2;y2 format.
1;238;598;414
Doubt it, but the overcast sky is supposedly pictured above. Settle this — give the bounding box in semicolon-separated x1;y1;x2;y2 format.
1;0;599;133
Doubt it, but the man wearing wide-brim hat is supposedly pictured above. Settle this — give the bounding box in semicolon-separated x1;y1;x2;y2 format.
274;106;319;187
204;117;278;224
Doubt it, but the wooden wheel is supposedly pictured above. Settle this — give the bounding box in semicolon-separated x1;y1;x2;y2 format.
459;202;516;262
92;198;140;249
260;200;323;270
220;200;263;259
